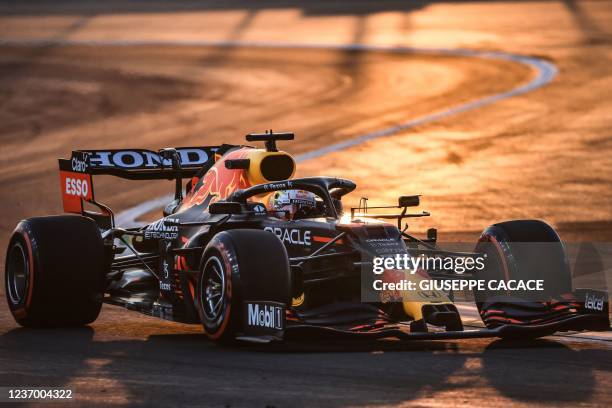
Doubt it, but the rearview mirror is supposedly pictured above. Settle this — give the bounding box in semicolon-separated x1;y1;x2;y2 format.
398;195;420;207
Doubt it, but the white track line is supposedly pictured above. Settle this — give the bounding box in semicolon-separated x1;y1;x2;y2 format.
0;39;556;222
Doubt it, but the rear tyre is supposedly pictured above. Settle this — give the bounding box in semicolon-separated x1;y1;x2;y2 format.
5;215;107;327
475;220;572;331
196;229;291;344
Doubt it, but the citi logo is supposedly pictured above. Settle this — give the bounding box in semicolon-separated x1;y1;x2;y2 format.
585;293;605;311
247;303;283;330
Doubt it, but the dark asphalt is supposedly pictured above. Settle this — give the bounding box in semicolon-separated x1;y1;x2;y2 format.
1;301;611;407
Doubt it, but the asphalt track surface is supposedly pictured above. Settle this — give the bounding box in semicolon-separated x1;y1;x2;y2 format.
1;1;612;407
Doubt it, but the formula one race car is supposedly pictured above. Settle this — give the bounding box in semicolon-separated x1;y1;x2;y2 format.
5;132;610;343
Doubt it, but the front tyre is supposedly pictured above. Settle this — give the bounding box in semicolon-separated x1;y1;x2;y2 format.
5;215;107;327
475;219;572;334
196;229;291;344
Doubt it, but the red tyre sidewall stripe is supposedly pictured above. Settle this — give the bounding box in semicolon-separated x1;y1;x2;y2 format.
208;250;233;340
11;227;35;317
23;232;35;309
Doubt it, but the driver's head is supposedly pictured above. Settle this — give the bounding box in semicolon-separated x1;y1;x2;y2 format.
269;190;317;220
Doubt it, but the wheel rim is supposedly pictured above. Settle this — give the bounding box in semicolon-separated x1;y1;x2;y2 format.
7;242;29;305
201;256;226;322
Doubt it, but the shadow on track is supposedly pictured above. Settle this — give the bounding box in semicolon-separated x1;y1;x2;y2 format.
2;326;609;406
482;339;612;403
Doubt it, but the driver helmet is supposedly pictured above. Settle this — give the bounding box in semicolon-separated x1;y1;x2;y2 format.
269;190;317;220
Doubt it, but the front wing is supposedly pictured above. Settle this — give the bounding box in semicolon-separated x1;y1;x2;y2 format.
240;290;610;342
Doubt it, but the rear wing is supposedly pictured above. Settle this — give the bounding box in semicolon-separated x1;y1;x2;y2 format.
58;146;224;215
